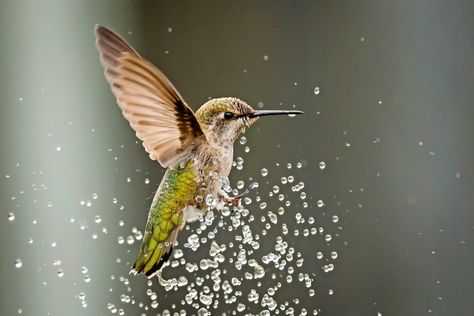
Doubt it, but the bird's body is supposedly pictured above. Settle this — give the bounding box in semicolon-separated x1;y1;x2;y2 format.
95;25;303;278
132;99;239;276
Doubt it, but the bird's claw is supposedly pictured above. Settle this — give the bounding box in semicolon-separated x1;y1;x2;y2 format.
225;195;242;207
224;182;258;207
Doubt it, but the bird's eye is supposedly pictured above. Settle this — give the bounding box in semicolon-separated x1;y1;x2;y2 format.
223;112;235;120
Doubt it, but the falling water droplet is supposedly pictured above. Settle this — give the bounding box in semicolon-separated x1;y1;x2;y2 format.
205;194;215;206
314;86;320;95
57;269;64;278
14;259;22;268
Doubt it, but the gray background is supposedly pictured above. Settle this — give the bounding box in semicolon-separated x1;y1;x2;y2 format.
0;0;473;315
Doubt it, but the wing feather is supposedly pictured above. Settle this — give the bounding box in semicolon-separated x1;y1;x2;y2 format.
95;25;205;168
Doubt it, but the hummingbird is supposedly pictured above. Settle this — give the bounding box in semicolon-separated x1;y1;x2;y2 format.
95;25;303;278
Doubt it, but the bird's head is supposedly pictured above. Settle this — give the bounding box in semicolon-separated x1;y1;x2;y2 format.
195;97;303;145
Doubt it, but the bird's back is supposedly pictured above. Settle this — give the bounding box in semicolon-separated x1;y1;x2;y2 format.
132;161;199;277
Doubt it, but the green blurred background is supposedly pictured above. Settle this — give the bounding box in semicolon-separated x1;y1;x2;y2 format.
1;0;473;315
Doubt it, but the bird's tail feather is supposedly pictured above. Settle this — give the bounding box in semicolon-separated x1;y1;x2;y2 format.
131;229;178;278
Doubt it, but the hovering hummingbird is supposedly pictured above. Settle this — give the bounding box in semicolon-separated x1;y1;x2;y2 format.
95;25;303;278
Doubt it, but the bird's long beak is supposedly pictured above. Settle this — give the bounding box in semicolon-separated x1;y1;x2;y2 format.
247;110;304;118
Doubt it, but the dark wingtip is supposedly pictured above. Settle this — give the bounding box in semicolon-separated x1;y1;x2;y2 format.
94;24;104;36
94;24;114;39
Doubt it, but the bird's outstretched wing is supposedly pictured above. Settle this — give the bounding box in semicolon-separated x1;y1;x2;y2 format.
95;25;205;168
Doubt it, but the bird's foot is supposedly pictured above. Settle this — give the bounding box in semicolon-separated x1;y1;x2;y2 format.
224;195;242;207
224;182;258;207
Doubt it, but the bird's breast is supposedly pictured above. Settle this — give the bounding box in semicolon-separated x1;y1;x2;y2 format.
194;143;234;202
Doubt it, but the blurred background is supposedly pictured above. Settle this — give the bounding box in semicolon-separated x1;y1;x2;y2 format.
1;0;473;315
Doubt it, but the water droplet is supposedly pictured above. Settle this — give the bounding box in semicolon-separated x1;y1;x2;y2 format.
261;168;268;177
249;182;259;190
319;161;326;169
167;27;173;32
57;269;64;278
239;136;247;145
317;200;324;207
126;235;134;245
8;212;15;221
221;206;231;217
14;258;22;268
332;215;339;223
145;178;150;184
263;55;269;61
314;86;320;95
205;194;215;207
187;234;200;251
94;215;101;223
56;146;61;151
295;213;302;222
236;180;245;190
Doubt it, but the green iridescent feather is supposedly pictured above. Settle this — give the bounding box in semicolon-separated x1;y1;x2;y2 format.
133;161;198;275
